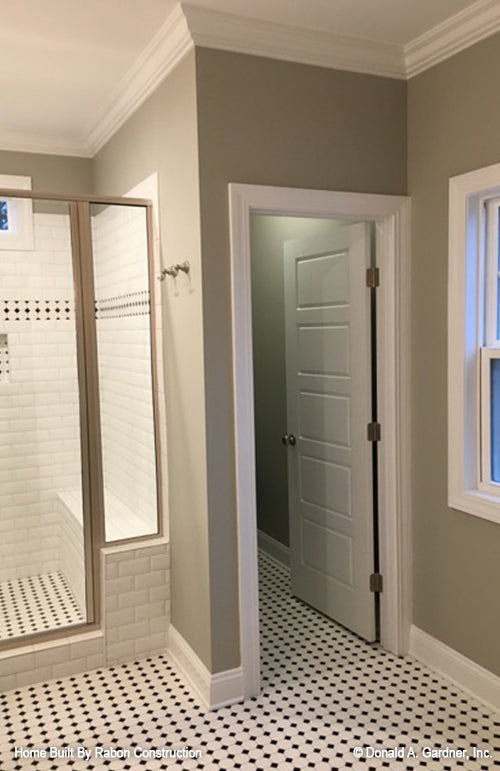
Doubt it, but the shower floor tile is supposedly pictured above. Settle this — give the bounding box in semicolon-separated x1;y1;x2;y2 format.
1;552;500;769
0;571;84;640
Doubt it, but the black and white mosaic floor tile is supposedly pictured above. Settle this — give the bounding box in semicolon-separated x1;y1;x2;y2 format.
0;572;83;640
1;552;500;770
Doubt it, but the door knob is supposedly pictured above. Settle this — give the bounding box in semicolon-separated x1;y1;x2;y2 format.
282;433;296;446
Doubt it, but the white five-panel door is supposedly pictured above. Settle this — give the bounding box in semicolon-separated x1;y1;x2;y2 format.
283;223;376;641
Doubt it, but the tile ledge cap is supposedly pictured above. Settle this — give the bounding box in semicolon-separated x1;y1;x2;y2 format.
101;536;169;555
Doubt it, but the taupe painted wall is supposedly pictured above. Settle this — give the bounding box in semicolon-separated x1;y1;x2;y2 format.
250;215;342;548
92;53;213;670
408;33;500;675
196;47;407;672
0;150;91;194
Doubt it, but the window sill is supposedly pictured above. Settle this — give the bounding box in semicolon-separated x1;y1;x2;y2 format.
450;489;500;525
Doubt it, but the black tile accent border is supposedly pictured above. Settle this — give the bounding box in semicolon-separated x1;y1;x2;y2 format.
95;291;150;320
2;299;73;322
1;291;151;323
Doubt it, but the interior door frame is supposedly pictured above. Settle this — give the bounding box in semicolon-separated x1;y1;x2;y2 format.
229;183;412;698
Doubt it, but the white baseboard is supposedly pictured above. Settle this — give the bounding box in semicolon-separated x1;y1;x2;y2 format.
257;529;290;567
410;625;500;713
210;665;245;709
167;625;244;710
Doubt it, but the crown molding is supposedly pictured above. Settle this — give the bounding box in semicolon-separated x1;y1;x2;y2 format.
3;1;500;157
183;3;406;80
83;3;193;156
405;0;500;78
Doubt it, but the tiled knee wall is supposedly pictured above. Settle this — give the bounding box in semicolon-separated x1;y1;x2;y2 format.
0;539;169;692
102;541;170;665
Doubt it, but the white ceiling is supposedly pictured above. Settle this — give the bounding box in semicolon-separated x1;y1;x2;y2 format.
187;0;477;44
0;0;495;157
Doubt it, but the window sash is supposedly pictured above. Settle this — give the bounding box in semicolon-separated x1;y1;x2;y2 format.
480;346;500;491
485;198;500;346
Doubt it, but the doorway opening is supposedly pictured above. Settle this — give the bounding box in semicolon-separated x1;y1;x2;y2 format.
249;214;380;651
229;183;411;699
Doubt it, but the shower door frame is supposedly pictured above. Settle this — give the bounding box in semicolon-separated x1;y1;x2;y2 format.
0;189;163;651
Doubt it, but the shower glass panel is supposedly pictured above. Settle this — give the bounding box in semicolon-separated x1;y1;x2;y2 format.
90;202;159;542
0;198;90;641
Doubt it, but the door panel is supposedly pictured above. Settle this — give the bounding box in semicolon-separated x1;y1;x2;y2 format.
296;251;349;305
299;393;351;445
302;519;353;584
300;456;351;515
284;224;376;641
297;325;350;375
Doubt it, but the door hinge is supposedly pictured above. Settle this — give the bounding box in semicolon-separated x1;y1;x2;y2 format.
370;573;383;593
366;266;380;288
367;422;381;442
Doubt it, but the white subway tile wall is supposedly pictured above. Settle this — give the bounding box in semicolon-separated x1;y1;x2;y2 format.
103;541;169;666
91;204;158;538
56;497;86;615
0;211;82;586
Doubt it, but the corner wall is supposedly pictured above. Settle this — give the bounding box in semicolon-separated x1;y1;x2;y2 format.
408;32;500;675
92;52;212;670
195;47;407;672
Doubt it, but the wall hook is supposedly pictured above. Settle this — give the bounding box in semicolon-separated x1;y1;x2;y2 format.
158;261;190;281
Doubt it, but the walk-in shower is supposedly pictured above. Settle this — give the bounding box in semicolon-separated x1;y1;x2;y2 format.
0;187;161;645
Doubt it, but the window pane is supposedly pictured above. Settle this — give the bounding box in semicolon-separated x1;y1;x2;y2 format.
497;208;500;339
491;357;500;482
0;200;8;231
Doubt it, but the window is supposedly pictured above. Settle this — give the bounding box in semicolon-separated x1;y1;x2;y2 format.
0;174;34;250
0;200;8;231
449;162;500;524
480;198;500;494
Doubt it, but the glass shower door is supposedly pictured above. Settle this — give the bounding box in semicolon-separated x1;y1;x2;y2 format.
0;197;92;642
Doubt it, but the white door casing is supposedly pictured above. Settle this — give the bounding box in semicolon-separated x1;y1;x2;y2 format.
284;225;376;641
229;183;411;699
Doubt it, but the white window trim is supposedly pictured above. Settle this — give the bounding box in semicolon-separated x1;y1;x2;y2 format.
449;162;500;524
0;174;34;250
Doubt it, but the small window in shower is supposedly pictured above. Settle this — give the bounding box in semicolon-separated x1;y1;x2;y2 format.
0;200;8;230
90;201;160;542
0;174;34;249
